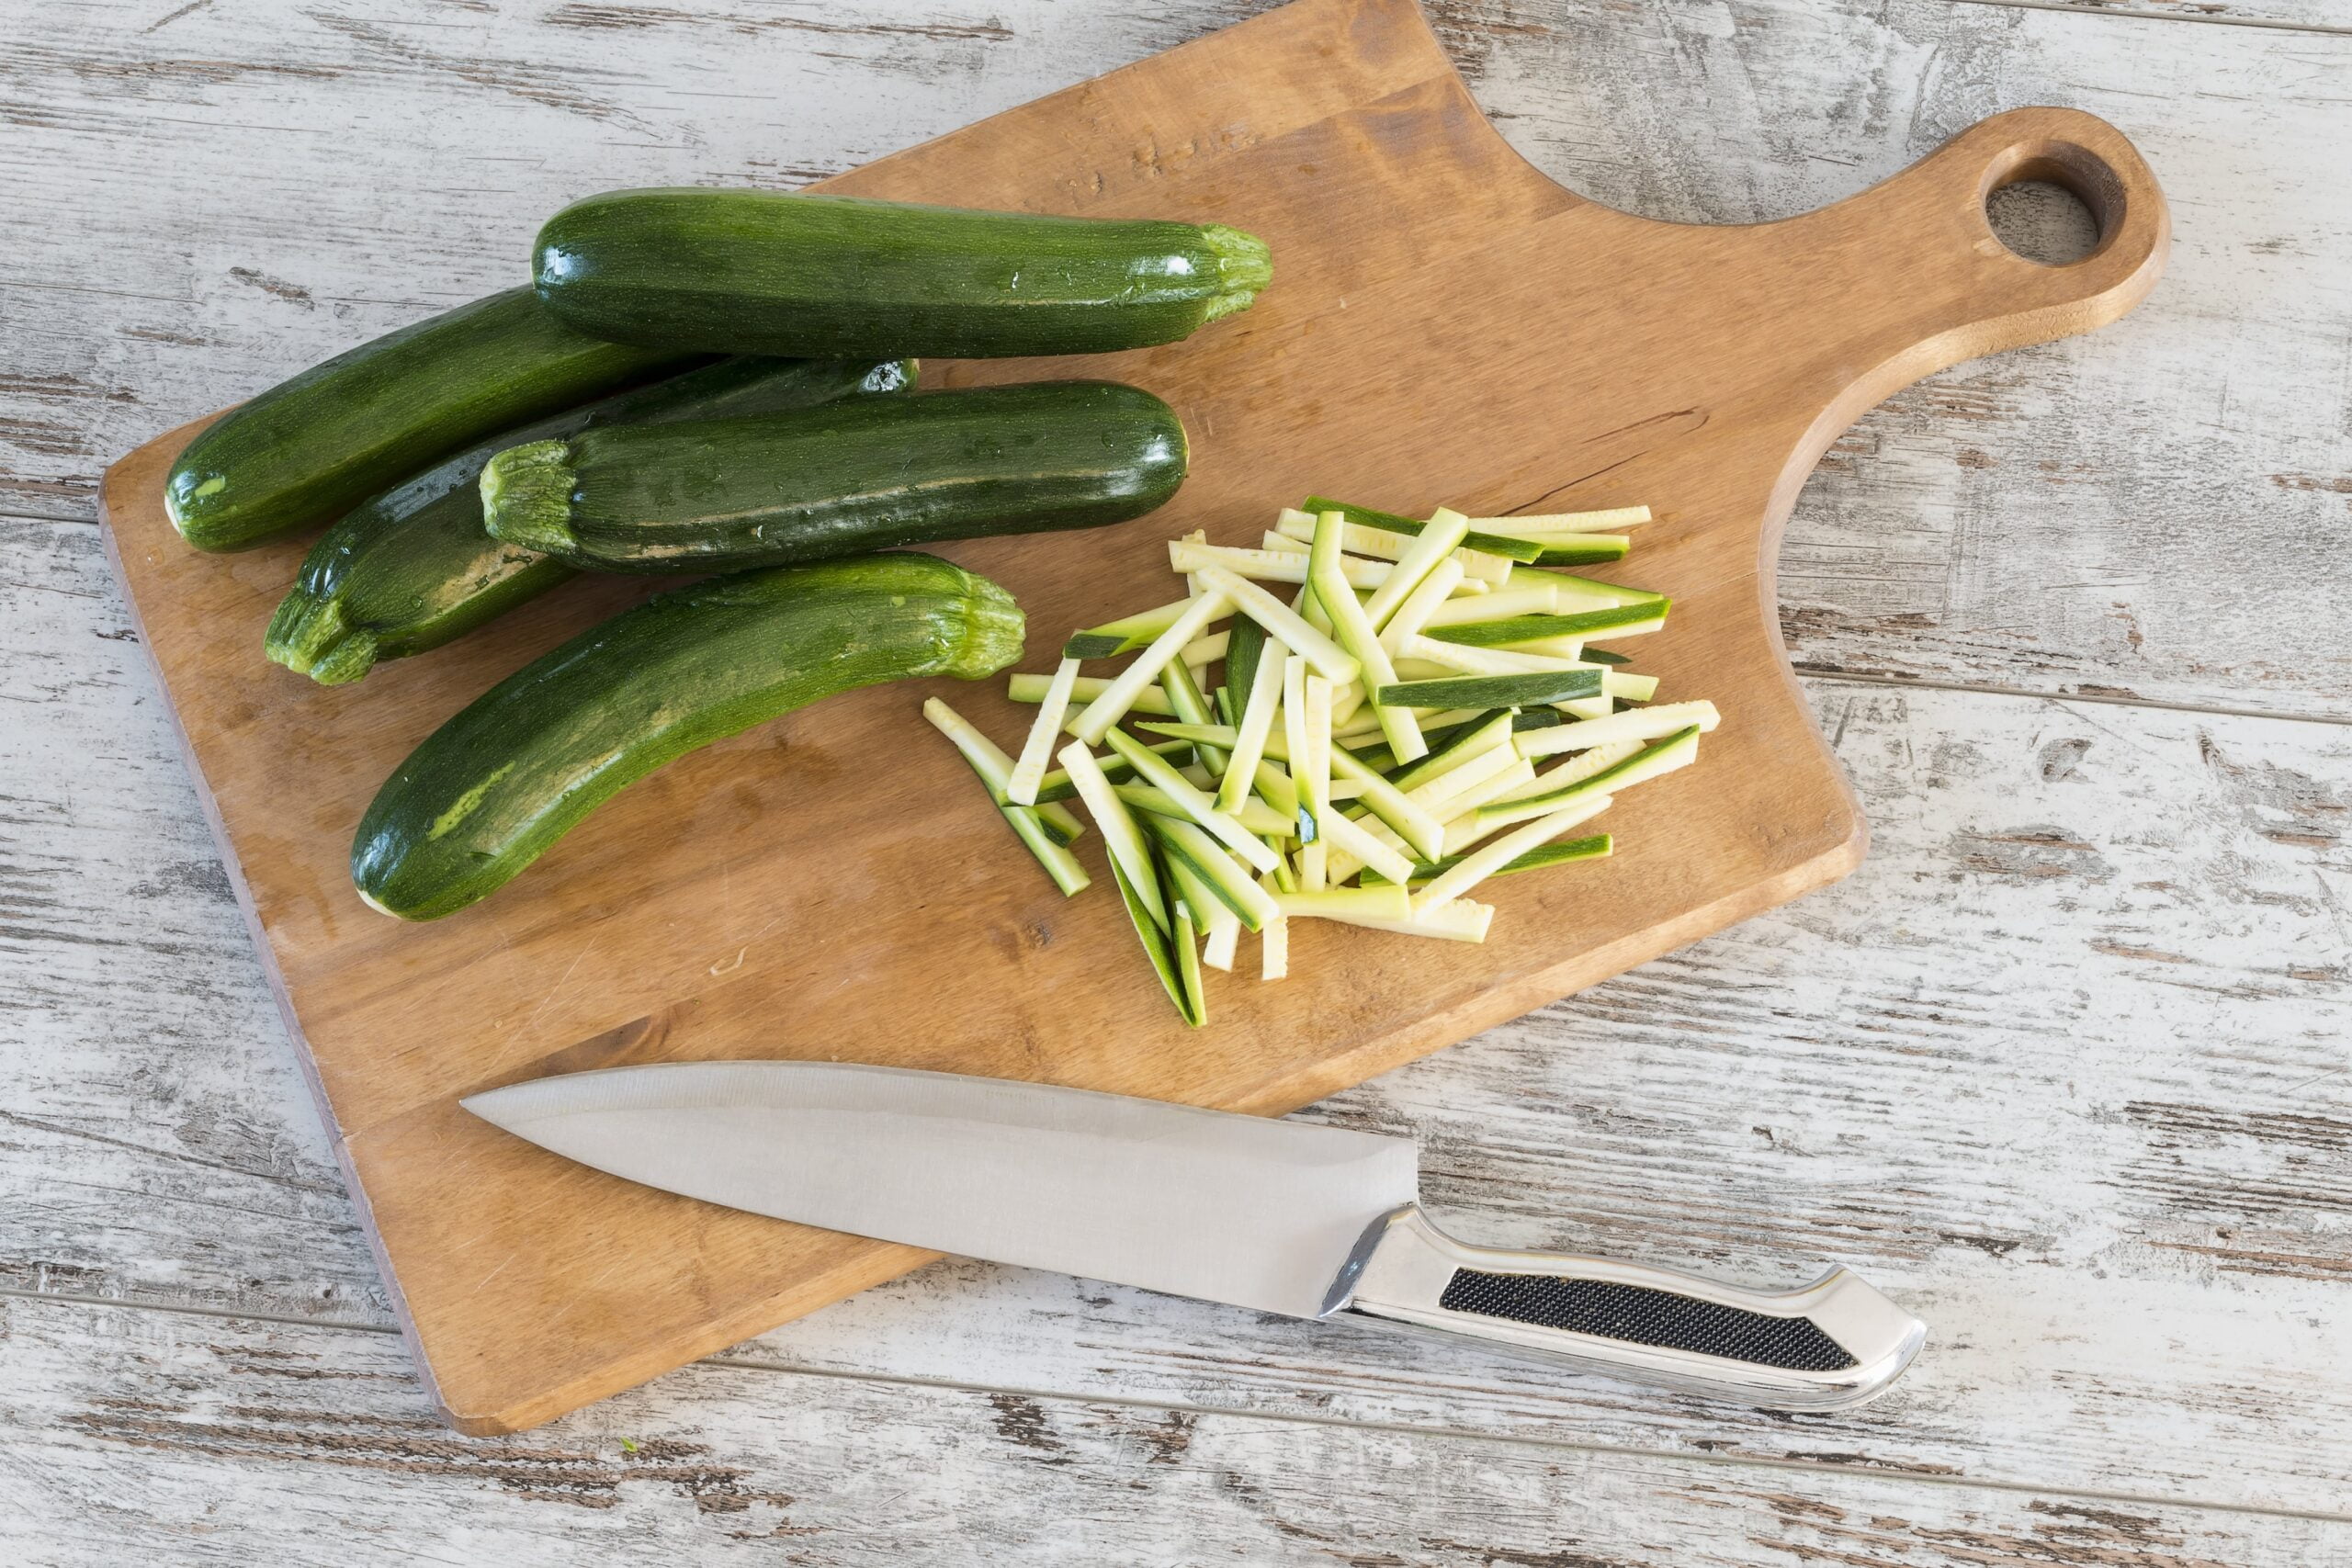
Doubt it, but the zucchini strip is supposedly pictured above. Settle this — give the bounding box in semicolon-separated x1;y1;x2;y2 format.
1069;591;1230;745
1325;748;1444;861
1028;739;1192;806
1193;565;1359;684
1515;701;1721;760
1309;511;1422;764
1359;507;1472;628
1175;538;1392;592
1107;852;1192;1022
1260;906;1289;981
1283;661;1332;887
1376;671;1602;710
1492;740;1642;806
1176;629;1230;670
1476;727;1702;829
1321;749;1536;886
1186;863;1243;972
1224;614;1270;711
1604;671;1660;703
1521;536;1632;567
1059;740;1170;933
1317;805;1419;886
1361;834;1612;886
1159;655;1226;773
1419;587;1560;628
1101;729;1281;874
1007;657;1081;805
919;698;1088;844
1064;596;1230;660
1415;795;1616;912
1377;556;1465;656
1273;506;1510;587
1306;897;1497;943
1398;635;1591;678
1404;740;1528;822
1009;673;1179;718
921;699;1091;896
1117;784;1292;840
1505;563;1666;607
1300;496;1545;565
1467;507;1651;536
1426;601;1669;648
1387;710;1516;795
1216;633;1290;816
1273;886;1412;922
1145;816;1282;931
1250;759;1301;822
1170;899;1209;1025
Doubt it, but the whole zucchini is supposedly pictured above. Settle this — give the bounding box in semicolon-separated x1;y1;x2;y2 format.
352;552;1023;920
480;380;1185;574
264;355;914;684
167;288;699;552
533;190;1272;358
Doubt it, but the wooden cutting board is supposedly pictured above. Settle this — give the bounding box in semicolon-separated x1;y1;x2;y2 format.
98;0;2165;1435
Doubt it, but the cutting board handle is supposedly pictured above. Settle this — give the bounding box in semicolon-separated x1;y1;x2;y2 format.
1804;105;2168;384
1729;104;2168;517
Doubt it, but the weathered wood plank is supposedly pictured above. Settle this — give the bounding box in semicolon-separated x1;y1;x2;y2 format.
5;1298;2346;1567
3;0;2348;716
1943;0;2351;28
8;503;2346;1503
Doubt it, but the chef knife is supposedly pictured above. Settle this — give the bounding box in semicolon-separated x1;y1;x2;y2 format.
464;1062;1924;1409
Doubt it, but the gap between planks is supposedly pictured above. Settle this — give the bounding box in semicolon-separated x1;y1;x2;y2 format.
1939;0;2352;39
12;1283;2352;1530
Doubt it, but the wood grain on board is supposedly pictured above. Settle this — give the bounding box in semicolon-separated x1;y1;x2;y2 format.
95;0;2166;1434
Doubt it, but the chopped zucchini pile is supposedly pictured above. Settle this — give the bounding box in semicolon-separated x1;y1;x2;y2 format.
924;501;1719;1024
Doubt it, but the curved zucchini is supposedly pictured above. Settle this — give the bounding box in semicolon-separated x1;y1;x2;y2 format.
167;288;697;552
534;189;1272;359
264;356;914;684
481;380;1185;574
352;553;1023;920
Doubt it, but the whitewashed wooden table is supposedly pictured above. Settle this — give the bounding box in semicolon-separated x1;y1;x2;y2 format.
5;1;2348;1562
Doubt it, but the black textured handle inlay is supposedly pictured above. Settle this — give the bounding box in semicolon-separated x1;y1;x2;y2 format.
1437;1270;1858;1371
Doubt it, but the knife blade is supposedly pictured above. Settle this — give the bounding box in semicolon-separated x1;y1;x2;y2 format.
464;1062;1924;1409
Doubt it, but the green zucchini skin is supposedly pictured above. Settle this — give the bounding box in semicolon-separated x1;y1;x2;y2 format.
352;552;1023;921
166;288;698;553
481;380;1186;575
534;190;1272;359
264;356;915;685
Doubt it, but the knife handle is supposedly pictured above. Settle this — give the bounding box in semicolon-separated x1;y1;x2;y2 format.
1328;1206;1924;1410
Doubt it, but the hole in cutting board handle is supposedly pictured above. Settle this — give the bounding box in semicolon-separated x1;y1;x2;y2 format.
1980;140;2123;267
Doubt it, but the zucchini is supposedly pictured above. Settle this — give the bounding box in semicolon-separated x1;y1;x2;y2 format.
481;381;1186;574
352;553;1021;920
166;288;695;552
534;190;1272;359
266;356;913;684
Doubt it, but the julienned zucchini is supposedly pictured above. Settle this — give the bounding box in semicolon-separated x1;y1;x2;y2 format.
481;380;1186;574
534;190;1272;359
166;288;696;552
265;356;913;684
352;553;1022;920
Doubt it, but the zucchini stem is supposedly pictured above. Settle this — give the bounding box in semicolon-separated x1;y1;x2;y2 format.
1198;224;1273;323
479;439;582;556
